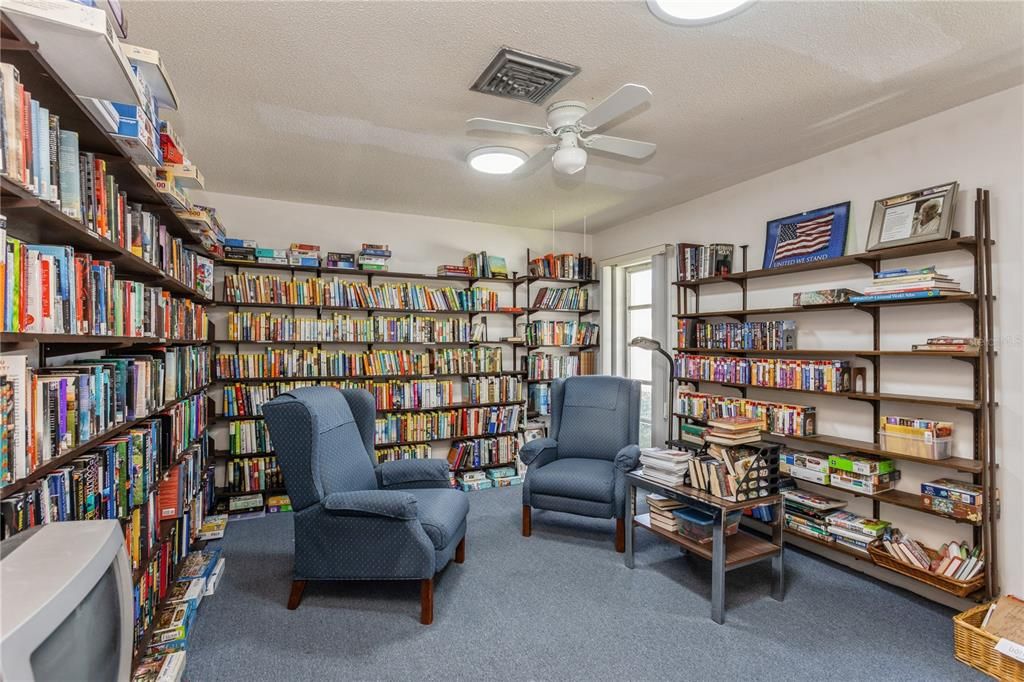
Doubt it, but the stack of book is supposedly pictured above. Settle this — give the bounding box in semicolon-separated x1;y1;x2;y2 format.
782;489;847;544
920;478;983;523
288;243;320;267
828;454;898;494
437;264;472;278
911;336;981;353
780;451;831;485
825;510;890;554
674;422;708;447
324;251;356;270
486;466;522;487
639;448;693;487
850;266;968;303
877;529;985;582
646;494;686;532
223;238;258;263
704;416;761;445
456;470;491;491
358;243;391;271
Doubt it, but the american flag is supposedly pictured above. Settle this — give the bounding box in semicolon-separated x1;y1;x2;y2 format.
773;213;834;260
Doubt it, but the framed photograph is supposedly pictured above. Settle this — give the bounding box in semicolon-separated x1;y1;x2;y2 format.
763;202;851;269
866;182;958;252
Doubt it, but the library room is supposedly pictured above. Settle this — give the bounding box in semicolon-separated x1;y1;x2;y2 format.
1;1;1023;680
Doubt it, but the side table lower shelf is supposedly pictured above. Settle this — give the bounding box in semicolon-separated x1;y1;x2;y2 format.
625;472;785;624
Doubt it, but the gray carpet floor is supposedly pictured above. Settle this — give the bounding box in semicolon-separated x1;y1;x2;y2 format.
185;485;983;681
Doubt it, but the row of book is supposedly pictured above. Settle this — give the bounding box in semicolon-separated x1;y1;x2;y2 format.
523;320;599;347
528;383;551;416
527;253;595;281
676;243;734;281
227;419;271;455
220;375;522;417
458;251;509;279
446;434;521;471
377;443;431;463
876;527;984;581
521;351;597;381
224;312;485;344
223;456;282;493
675;355;852;393
223;240;322;267
678;319;797;351
221;273;503;312
374;405;522;444
141;547;223;658
3;232;210;339
163;394;208;463
530;286;590;310
674;390;817;437
1;350;184;485
782;490;888;554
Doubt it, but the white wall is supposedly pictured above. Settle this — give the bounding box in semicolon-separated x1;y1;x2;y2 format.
594;86;1024;596
195;190;587;460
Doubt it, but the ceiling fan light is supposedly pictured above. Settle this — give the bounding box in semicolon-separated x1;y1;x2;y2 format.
466;146;528;174
552;146;587;175
647;0;753;25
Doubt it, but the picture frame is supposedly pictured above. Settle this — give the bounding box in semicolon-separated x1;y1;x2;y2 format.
866;182;958;252
762;201;851;269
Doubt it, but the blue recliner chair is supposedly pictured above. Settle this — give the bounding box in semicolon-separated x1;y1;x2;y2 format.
261;386;468;624
520;375;641;552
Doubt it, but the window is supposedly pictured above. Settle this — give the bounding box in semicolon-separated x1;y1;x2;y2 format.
624;263;653;447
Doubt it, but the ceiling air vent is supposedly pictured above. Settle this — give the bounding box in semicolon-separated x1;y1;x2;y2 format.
470;47;580;105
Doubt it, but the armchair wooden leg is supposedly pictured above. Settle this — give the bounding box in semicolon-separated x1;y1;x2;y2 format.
522;505;532;537
420;578;434;625
615;518;626;553
455;536;466;564
287;580;307;610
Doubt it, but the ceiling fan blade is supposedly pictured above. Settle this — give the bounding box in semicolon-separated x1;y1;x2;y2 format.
466;117;550;136
514;145;556;176
583;134;656;159
577;84;652;131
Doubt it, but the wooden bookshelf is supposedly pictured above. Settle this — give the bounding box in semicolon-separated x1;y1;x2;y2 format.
671;195;998;601
634;513;779;566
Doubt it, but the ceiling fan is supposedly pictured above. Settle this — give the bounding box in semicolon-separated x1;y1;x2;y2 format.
466;83;656;175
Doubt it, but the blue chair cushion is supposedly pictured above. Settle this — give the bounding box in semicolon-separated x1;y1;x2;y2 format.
527;458;616;503
408;488;470;550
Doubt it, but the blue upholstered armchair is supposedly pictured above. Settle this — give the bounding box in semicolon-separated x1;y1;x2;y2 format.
261;386;468;624
520;375;641;552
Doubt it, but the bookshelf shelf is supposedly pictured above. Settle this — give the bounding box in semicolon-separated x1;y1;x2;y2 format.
672;198;998;601
676;378;982;410
212;338;509;347
523;275;599;286
674;294;978;320
217;487;287;498
1;178;212;302
212;429;524;459
213;370;527;384
0;382;211;500
673;347;980;359
0;18;206;251
212;300;521;316
218;260;522;286
0;332;209;356
213;400;525;422
523;307;598;315
634;513;780;566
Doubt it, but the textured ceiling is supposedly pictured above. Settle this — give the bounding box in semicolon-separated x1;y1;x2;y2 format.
122;1;1023;232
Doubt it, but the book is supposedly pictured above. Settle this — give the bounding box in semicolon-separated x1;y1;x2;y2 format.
197;513;228;540
982;594;1024;643
132;651;186;682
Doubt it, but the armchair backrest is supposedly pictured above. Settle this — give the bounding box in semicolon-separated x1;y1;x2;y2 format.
550;375;640;461
262;386;379;512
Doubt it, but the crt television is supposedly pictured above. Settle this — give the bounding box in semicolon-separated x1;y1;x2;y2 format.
1;520;133;681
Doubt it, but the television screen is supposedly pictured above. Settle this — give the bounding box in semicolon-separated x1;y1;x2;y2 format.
29;564;123;682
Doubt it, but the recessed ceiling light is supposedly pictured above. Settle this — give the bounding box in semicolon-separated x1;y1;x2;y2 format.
647;0;754;25
467;146;528;175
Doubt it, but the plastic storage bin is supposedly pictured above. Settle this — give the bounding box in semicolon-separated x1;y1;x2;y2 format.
878;429;953;460
671;507;742;544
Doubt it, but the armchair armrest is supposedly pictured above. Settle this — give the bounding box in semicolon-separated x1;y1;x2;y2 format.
614;444;641;471
377;458;451;489
321;490;418;520
519;437;558;466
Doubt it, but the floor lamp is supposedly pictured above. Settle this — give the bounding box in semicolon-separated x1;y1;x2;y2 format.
629;336;676;446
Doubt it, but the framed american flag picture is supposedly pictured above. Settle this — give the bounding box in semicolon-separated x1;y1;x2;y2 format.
762;201;851;269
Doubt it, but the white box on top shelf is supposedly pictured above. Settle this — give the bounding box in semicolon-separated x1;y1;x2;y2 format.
3;0;141;106
121;43;179;111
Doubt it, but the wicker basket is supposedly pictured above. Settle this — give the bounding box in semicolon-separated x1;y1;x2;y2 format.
953;604;1024;680
867;542;984;598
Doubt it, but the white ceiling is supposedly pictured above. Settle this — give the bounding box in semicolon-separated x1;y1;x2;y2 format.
122;1;1023;233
